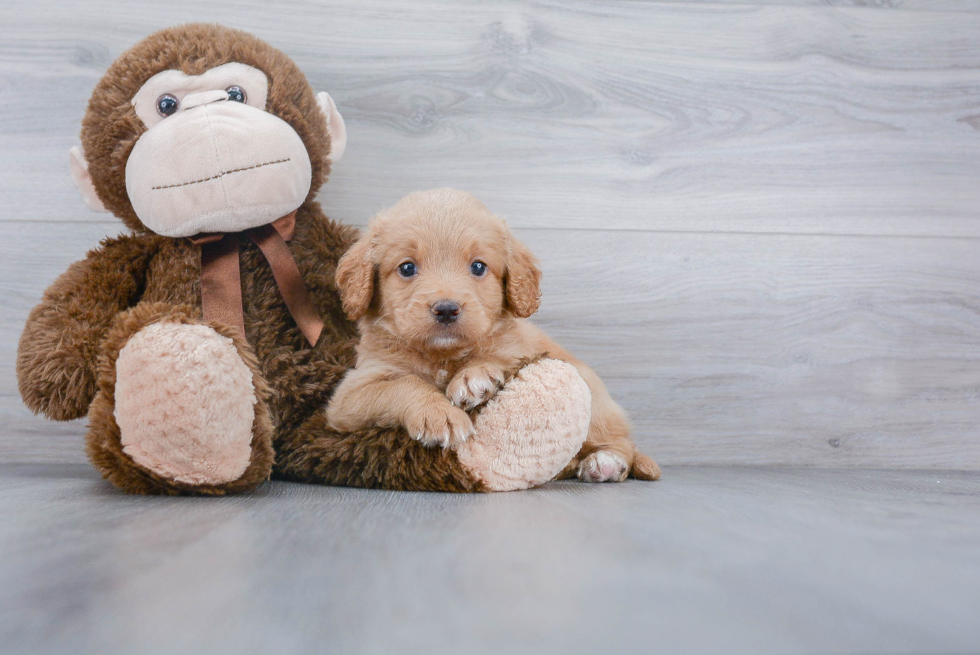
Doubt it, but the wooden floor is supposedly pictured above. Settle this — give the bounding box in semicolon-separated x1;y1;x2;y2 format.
1;464;978;655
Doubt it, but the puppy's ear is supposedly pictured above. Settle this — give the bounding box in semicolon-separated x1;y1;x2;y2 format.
505;233;542;318
335;233;375;320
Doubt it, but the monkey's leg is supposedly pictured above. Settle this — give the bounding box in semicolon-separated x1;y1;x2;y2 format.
85;303;274;495
272;411;484;492
272;358;591;492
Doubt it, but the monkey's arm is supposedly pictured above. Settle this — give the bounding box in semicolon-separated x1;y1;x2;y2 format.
17;233;159;420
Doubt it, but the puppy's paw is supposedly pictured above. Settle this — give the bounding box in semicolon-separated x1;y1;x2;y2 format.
577;450;630;483
404;402;475;448
447;363;506;410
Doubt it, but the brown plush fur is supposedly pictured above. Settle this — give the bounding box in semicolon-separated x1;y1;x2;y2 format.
16;24;486;494
328;189;660;482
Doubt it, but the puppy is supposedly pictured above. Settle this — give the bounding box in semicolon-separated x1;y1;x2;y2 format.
326;189;660;483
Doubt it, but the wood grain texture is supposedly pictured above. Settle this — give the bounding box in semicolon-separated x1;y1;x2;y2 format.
2;0;979;468
2;465;980;654
3;1;980;235
639;0;980;10
5;221;979;467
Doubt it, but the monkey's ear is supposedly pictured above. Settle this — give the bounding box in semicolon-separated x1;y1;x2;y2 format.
316;91;347;164
335;233;374;320
68;146;108;213
505;232;542;318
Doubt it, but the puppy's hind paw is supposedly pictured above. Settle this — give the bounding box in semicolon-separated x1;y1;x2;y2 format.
405;403;475;448
577;450;629;483
447;363;506;411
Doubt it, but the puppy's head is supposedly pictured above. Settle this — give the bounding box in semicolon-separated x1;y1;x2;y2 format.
336;188;541;352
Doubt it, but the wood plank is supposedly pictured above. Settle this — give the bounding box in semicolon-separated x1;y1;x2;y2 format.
0;397;86;465
637;0;980;11
4;221;979;468
2;1;980;235
3;465;980;654
526;228;980;468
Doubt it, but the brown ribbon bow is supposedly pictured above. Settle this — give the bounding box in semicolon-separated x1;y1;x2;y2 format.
189;211;324;347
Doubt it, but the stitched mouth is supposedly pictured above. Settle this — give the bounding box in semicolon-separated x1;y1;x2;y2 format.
151;158;291;190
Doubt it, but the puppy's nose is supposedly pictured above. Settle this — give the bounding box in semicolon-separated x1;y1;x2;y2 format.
431;301;461;325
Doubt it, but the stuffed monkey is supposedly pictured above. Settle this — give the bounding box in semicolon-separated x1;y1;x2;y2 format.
16;24;594;494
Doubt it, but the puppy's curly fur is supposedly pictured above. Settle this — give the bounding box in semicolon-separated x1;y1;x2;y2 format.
327;189;660;482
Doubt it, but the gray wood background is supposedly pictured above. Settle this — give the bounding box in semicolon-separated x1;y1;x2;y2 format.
2;0;979;468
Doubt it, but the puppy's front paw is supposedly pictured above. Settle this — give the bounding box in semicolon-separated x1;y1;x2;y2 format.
577;450;630;483
447;364;506;410
404;402;475;448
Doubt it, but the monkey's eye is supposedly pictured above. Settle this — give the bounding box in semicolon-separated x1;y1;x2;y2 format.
156;94;179;117
226;86;247;103
470;261;488;277
398;262;417;278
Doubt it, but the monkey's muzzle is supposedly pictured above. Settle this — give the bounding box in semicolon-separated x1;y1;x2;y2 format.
125;100;313;238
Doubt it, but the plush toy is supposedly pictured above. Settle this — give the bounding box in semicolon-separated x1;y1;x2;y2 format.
16;23;594;494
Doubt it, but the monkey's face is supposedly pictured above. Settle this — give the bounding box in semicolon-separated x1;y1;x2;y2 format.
69;25;347;237
124;63;314;237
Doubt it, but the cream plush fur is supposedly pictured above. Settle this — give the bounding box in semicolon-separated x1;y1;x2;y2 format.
130;63;271;128
115;323;257;485
124;99;313;237
456;359;591;491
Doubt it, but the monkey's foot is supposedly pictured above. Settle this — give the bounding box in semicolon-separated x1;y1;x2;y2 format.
114;322;256;485
85;304;274;495
455;359;591;491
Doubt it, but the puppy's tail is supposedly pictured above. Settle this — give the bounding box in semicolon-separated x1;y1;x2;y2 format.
630;450;662;481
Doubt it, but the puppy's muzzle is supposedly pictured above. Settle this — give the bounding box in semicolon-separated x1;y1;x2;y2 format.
431;300;461;325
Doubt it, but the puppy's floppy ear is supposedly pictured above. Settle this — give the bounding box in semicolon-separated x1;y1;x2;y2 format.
505;232;542;318
335;232;375;320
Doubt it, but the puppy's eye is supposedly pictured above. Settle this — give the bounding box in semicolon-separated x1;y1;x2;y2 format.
226;86;247;103
470;261;488;277
398;262;417;278
156;94;179;117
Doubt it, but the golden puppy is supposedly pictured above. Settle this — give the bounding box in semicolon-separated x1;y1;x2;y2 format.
326;188;660;483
